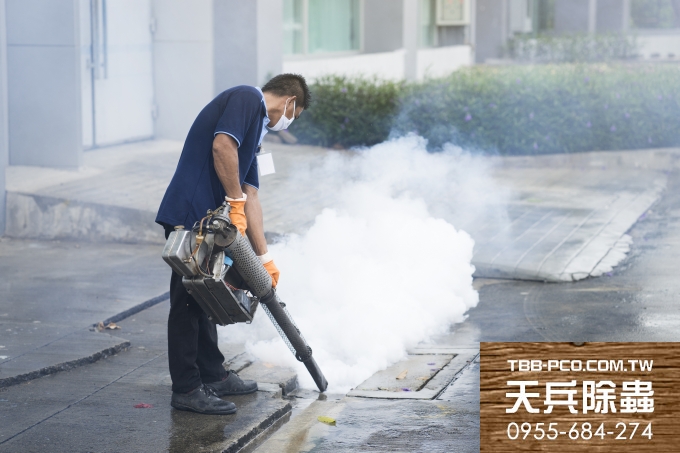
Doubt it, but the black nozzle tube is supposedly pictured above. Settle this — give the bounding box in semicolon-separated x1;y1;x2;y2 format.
222;228;329;392
260;290;329;392
303;357;329;393
260;290;310;360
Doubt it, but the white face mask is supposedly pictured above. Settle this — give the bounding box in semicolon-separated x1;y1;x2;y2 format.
267;98;296;131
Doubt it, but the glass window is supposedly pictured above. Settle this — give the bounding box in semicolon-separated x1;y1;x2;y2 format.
284;0;361;55
284;0;304;55
532;0;555;34
419;0;437;47
630;0;680;29
308;0;360;53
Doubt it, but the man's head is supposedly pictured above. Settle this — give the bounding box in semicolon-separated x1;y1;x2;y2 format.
262;73;310;130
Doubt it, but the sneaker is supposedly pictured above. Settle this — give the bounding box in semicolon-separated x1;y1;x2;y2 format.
171;384;237;415
205;370;258;396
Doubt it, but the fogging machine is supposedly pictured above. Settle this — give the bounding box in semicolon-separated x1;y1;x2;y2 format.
161;202;328;392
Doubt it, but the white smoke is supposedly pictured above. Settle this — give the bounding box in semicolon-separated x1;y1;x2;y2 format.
220;135;505;392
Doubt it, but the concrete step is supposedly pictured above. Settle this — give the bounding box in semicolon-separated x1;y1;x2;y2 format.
6;191;164;244
238;361;298;397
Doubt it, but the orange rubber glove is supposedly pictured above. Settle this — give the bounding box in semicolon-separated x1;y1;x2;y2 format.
225;194;247;237
261;257;280;288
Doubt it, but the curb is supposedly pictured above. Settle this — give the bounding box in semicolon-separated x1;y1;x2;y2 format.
97;292;170;326
223;402;293;453
0;339;130;388
1;293;169;389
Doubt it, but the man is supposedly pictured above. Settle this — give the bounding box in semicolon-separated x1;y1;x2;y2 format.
156;74;310;415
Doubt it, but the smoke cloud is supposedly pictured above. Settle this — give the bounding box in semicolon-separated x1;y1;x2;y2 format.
220;135;506;392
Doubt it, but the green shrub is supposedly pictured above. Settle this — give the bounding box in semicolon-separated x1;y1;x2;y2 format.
289;75;402;148
506;33;639;63
292;64;680;154
395;63;680;154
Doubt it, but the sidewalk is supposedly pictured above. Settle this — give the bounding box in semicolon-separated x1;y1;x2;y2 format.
5;140;678;281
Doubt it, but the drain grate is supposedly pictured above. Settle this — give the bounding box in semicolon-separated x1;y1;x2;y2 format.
347;348;478;400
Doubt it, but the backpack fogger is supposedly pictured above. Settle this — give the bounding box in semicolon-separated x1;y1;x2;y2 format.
162;202;328;393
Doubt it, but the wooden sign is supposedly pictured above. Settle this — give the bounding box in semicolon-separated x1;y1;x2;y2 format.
480;342;680;452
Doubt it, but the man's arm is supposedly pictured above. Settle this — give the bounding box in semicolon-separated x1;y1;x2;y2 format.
212;133;243;199
242;184;267;255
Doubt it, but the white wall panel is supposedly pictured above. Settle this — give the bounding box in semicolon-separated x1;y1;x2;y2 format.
283;49;407;81
416;45;472;79
0;0;8;234
152;0;213;141
153;42;214;140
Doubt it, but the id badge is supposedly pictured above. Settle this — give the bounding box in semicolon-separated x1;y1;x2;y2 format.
257;152;276;176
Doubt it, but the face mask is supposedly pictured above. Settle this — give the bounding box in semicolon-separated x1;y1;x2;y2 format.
267;98;295;131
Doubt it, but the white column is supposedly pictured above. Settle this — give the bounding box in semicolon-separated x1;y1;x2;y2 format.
403;0;418;81
152;0;214;141
622;0;631;31
214;0;283;90
502;0;509;40
470;0;477;59
0;0;8;234
256;0;283;85
588;0;598;34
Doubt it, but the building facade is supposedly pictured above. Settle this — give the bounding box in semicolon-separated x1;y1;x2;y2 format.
0;0;679;234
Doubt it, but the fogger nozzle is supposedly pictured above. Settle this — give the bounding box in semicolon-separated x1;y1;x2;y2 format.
259;290;328;392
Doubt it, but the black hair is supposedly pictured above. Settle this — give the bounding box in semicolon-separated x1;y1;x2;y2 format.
261;73;311;110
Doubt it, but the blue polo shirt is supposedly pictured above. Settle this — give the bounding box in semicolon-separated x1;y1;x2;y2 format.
156;85;267;229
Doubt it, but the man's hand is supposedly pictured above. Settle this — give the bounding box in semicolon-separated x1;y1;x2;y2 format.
258;252;279;287
262;259;280;288
225;194;247;236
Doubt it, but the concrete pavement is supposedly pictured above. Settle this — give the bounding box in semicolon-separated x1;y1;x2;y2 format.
3;139;679;451
0;299;293;452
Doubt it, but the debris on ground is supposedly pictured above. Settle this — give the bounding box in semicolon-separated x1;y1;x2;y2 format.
317;416;336;426
96;322;122;331
133;403;153;409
